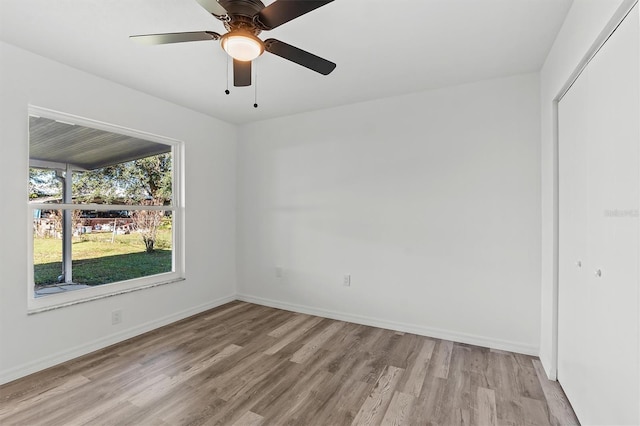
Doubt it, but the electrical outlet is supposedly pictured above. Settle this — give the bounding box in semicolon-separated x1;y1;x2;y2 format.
111;309;122;325
275;266;283;278
343;274;351;287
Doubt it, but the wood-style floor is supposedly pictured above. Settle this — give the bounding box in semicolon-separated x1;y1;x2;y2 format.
0;301;578;425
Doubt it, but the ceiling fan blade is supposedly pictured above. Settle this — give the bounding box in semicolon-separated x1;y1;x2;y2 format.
130;31;220;45
264;39;336;75
234;59;252;87
255;0;334;30
194;0;228;17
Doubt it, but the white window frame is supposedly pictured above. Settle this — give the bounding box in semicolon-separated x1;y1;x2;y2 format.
27;106;185;313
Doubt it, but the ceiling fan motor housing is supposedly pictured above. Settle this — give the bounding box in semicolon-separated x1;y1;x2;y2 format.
219;0;266;34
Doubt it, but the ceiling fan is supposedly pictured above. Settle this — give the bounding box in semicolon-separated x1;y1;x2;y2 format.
130;0;337;88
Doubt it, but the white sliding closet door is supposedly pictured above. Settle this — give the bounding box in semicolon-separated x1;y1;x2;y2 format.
558;62;589;422
558;5;639;425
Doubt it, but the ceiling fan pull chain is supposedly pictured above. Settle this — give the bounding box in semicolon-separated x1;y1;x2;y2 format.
254;61;259;108
224;54;230;95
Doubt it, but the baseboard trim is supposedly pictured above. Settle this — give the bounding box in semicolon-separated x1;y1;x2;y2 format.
236;293;539;356
0;294;236;385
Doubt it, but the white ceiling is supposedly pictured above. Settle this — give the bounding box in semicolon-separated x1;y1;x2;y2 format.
0;0;572;124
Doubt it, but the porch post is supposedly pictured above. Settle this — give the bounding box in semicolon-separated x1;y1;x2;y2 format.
62;163;73;283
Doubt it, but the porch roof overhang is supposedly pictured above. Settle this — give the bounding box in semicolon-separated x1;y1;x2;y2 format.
29;116;171;171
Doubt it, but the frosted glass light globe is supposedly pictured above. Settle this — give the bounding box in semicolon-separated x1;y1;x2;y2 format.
221;32;264;61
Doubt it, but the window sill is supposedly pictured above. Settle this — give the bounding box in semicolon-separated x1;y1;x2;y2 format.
27;277;185;315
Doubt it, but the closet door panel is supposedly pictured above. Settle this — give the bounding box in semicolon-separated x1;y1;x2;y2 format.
557;69;590;418
584;7;639;424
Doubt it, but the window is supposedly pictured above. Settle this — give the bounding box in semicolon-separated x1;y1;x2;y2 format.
27;106;184;312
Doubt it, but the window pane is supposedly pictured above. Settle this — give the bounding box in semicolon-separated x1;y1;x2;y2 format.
29;169;61;202
33;209;63;291
72;153;172;206
34;209;173;297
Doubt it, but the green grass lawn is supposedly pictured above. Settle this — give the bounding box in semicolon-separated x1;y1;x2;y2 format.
34;230;172;287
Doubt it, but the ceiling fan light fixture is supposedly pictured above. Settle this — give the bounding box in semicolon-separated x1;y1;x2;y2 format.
221;31;264;61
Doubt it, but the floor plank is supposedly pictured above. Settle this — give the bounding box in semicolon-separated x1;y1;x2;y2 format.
532;359;580;426
399;338;435;397
267;314;308;338
352;365;405;425
263;316;324;355
431;339;454;379
231;410;264;426
477;387;498;426
290;321;344;363
380;391;414;426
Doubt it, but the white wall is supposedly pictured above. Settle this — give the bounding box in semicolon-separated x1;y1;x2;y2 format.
0;42;237;384
539;0;627;378
237;73;541;354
